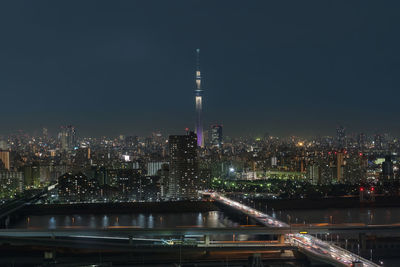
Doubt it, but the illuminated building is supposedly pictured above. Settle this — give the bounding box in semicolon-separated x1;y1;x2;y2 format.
336;151;345;182
168;131;198;199
147;161;167;176
308;164;321;185
0;171;23;197
211;124;223;148
23;164;41;187
58;172;99;202
0;150;10;170
194;49;204;147
59;125;76;151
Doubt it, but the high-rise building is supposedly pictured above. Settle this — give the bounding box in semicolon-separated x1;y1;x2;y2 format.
147;161;167;176
336;126;346;149
42;127;48;139
59;125;76;151
336;151;345;182
0;150;10;170
0;140;8;150
58;172;99;202
168;131;198;199
374;134;384;150
357;133;366;150
308;164;321;185
211;124;223;148
194;49;204;147
382;155;394;179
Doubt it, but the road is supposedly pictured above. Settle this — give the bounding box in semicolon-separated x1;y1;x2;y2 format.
204;191;380;267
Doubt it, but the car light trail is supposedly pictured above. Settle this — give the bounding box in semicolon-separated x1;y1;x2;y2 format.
201;191;379;267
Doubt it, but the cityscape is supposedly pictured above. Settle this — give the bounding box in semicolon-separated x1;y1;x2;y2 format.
1;123;400;203
1;1;400;267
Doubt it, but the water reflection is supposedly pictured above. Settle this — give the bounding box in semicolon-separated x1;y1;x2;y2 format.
13;211;240;229
196;213;202;226
147;214;153;228
14;206;399;230
102;215;109;227
48;217;56;229
89;215;96;228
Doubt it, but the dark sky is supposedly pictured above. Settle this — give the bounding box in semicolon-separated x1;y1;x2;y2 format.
0;1;399;137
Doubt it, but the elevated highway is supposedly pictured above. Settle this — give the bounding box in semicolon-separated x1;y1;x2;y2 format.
0;186;54;223
203;191;380;267
1;224;399;238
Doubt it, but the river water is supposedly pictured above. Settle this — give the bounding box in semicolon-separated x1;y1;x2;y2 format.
269;206;400;225
10;206;400;229
12;211;241;229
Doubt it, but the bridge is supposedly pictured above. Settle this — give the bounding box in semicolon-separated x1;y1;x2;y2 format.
0;189;49;227
0;226;300;266
203;191;380;267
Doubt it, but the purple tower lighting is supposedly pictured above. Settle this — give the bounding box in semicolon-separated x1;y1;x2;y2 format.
194;48;204;147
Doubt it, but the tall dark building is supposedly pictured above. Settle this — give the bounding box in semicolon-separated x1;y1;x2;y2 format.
211;124;223;148
357;133;366;150
374;134;384;150
336;126;346;149
382;155;394;179
168;131;198;199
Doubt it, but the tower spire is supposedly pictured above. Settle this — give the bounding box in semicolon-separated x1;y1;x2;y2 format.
195;48;204;147
195;48;201;91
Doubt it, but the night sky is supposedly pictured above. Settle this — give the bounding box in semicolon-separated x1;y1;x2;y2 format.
1;1;399;137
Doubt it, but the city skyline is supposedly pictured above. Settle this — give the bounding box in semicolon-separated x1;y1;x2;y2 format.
0;2;399;266
3;124;400;140
1;1;400;137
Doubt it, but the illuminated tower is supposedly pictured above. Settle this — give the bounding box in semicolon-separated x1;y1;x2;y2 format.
195;48;204;147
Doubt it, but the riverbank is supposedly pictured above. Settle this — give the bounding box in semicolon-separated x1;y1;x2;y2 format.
247;195;400;210
18;195;400;215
